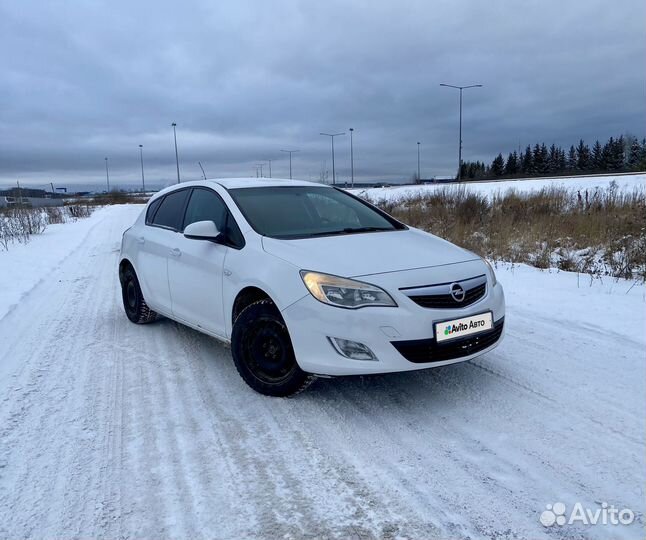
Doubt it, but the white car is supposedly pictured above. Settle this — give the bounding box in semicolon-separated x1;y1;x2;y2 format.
119;178;505;396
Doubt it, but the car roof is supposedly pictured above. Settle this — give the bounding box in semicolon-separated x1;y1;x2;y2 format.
148;177;332;203
211;177;326;189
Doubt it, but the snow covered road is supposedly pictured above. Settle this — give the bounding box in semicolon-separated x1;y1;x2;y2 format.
0;205;644;539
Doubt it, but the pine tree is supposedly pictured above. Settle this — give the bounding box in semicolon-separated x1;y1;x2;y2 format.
567;146;577;170
547;144;559;173
532;143;543;174
614;136;625;170
521;145;533;174
591;140;603;171
503;152;518;176
603;136;624;171
576;139;590;171
602;137;613;170
491;153;505;176
558;148;567;173
537;143;549;175
627;139;641;170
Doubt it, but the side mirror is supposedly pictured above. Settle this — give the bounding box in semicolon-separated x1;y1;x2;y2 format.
183;220;222;241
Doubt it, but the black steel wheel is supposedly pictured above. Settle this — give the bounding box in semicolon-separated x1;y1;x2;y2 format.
231;299;313;396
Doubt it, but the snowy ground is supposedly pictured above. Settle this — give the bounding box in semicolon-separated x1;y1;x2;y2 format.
0;205;644;539
350;173;646;201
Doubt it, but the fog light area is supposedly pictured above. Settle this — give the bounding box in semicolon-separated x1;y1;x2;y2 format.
328;337;378;361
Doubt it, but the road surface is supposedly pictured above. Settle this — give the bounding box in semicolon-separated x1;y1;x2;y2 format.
0;205;643;539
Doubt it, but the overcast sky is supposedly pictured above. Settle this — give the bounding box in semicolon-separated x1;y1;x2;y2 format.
1;0;644;189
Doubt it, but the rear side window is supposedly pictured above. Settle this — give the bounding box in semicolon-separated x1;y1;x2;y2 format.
145;197;163;225
151;189;189;230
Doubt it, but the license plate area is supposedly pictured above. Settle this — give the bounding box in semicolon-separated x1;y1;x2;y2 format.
435;312;493;343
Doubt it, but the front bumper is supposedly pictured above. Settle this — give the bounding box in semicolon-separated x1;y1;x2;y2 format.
281;280;505;376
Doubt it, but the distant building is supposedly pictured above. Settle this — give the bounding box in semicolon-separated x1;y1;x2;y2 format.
0;196;64;208
0;188;64;208
0;187;50;198
339;180;405;189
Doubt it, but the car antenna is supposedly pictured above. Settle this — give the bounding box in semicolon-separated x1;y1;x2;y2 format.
198;161;207;180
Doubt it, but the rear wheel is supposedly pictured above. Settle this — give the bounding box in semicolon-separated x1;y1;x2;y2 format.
120;265;158;324
231;299;313;396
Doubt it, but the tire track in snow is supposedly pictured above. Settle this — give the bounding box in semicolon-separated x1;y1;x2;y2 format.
0;210;126;538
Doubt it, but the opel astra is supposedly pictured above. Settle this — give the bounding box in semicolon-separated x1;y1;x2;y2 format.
119;179;505;396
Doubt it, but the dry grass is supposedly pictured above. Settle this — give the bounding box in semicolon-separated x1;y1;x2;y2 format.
366;184;646;281
0;205;94;251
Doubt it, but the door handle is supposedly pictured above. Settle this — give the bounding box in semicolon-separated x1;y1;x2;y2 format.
170;248;182;257
136;236;145;244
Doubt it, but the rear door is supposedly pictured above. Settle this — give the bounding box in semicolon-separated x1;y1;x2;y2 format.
167;187;235;337
135;189;190;314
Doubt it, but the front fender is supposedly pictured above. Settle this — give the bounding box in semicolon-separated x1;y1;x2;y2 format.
222;240;308;338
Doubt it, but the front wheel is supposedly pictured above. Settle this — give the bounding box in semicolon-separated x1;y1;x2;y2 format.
231;299;313;397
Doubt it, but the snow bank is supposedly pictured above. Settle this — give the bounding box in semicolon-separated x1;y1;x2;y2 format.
350;173;646;201
0;205;143;321
496;262;645;344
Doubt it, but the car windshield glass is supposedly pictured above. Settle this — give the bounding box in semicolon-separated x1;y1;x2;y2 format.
228;186;403;239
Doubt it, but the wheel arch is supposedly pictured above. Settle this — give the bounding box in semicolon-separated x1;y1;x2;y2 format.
118;257;134;284
231;286;275;326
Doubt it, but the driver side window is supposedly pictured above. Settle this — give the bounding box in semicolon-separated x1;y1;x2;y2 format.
183;188;228;231
183;188;245;249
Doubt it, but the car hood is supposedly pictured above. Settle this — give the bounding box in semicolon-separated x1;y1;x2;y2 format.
261;228;480;277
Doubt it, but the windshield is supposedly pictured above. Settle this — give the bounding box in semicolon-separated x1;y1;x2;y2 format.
228;186;404;239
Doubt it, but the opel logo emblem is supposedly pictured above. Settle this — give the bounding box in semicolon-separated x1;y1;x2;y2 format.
449;283;465;302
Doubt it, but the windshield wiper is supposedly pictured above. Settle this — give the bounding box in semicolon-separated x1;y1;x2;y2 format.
277;226;394;239
340;226;392;234
295;226;392;238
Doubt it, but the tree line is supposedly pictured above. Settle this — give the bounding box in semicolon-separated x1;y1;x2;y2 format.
459;135;646;180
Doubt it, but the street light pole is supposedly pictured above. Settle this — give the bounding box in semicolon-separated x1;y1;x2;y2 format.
267;159;272;178
139;145;146;194
320;132;345;185
417;142;421;182
171;122;181;184
440;83;483;181
104;157;110;192
280;149;299;179
349;128;355;188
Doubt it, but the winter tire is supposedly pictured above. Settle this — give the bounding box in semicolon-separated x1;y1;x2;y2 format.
231;299;314;397
121;265;158;324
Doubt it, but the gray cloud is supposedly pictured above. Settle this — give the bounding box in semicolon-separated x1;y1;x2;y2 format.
1;0;644;189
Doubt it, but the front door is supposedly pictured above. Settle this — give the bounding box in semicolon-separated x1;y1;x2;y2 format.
167;188;229;337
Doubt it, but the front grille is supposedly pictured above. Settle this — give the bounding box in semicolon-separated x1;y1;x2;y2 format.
391;318;504;363
409;282;486;308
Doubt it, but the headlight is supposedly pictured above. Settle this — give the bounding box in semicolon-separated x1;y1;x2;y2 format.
482;258;497;287
300;270;397;309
